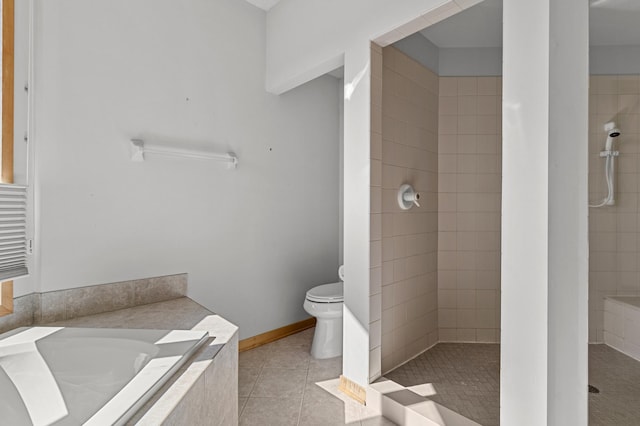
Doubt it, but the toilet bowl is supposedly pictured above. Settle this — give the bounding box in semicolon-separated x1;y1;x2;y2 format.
303;271;344;359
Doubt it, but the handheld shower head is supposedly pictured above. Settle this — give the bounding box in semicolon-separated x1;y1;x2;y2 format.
592;122;622;208
604;121;621;138
604;122;621;151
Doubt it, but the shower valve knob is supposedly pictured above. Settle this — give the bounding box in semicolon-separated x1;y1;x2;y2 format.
397;184;420;210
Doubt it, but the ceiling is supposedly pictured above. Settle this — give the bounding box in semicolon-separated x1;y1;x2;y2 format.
420;0;503;48
420;0;640;48
243;0;640;47
244;0;281;11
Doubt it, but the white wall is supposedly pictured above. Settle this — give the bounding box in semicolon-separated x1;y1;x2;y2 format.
439;47;502;76
12;0;34;297
393;33;503;77
501;0;588;424
591;46;640;75
30;0;340;339
342;40;372;387
266;0;481;94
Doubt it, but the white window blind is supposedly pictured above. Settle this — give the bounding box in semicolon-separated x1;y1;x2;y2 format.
0;184;27;281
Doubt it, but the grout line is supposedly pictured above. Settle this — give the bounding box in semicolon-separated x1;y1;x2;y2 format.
238;347;267;421
295;357;311;426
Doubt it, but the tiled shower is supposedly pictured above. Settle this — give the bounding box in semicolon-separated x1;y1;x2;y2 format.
437;76;502;344
373;44;502;374
373;45;640;373
589;75;640;343
372;45;440;374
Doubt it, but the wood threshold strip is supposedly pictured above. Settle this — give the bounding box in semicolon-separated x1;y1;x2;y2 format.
0;281;12;315
0;0;14;317
338;375;367;405
238;317;316;352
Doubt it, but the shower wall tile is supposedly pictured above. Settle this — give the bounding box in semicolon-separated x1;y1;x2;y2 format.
378;46;439;375
369;43;385;382
437;76;502;343
589;75;640;343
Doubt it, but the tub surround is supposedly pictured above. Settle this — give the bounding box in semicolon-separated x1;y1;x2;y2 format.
604;296;640;362
0;292;40;335
0;273;187;334
0;326;210;425
45;297;239;425
0;274;238;424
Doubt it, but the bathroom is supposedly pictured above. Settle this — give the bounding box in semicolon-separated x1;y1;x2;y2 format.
0;0;635;425
366;0;640;424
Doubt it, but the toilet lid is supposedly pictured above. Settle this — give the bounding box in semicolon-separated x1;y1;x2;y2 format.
306;282;343;303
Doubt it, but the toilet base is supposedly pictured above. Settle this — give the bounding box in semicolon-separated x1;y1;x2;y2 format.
310;316;343;359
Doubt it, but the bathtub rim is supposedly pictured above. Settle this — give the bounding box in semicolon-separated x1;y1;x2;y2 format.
0;325;210;426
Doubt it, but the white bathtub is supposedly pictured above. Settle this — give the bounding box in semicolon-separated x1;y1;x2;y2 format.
604;296;640;361
0;326;208;426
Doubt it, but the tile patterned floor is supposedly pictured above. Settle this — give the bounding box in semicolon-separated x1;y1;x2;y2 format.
589;344;640;426
241;330;640;425
385;342;640;426
385;343;499;426
238;327;396;426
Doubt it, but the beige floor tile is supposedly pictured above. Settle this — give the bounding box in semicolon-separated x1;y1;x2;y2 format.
239;367;260;397
239;397;248;416
307;355;343;383
298;384;353;426
239;345;270;369
264;345;312;369
360;416;397;426
239;327;396;425
252;368;308;398
240;397;302;426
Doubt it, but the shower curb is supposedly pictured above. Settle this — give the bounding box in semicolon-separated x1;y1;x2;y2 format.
367;378;481;426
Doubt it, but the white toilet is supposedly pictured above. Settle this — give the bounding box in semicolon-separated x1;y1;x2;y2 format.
303;266;344;359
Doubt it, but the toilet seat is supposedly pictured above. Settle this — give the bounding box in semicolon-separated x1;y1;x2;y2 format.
305;282;343;303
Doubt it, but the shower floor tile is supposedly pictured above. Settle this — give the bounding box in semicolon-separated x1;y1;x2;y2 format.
383;342;640;426
589;344;640;426
384;343;499;426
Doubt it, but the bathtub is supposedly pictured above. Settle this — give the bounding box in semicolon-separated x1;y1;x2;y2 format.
604;296;640;361
0;326;208;426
